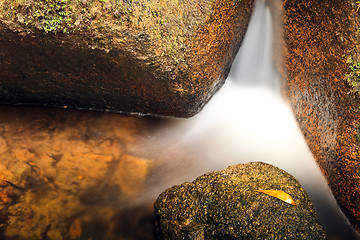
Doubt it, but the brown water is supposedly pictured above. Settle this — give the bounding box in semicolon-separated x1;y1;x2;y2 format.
0;104;161;239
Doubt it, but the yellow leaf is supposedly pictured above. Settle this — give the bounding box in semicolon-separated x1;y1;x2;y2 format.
256;189;296;205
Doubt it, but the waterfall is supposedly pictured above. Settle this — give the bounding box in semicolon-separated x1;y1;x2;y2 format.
230;0;279;90
138;0;359;238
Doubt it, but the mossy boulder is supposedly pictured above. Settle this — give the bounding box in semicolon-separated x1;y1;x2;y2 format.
0;0;254;118
278;0;360;232
154;162;326;239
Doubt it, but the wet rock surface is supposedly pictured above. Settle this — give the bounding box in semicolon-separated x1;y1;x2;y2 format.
0;0;254;118
154;162;326;239
280;0;360;232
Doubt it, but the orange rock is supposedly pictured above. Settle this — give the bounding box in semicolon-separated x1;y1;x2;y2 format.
280;0;360;231
0;138;7;155
69;218;82;239
0;0;255;117
94;139;122;159
114;154;152;195
13;148;35;161
80;153;113;163
0;164;12;187
0;187;13;205
0;174;7;187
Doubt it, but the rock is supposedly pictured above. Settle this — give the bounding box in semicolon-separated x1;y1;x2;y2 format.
6;161;32;189
0;0;254;118
0;163;11;187
0;138;7;155
279;0;360;232
113;154;151;195
154;162;326;239
68;218;82;239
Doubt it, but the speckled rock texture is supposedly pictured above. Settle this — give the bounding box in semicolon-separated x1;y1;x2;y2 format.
0;0;254;118
154;162;326;239
279;0;360;232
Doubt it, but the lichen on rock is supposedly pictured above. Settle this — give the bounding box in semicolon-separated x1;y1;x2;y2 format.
345;0;360;100
279;0;360;233
154;162;326;239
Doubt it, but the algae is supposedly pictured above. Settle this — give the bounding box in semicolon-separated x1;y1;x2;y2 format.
346;56;360;97
346;0;360;98
0;0;199;67
154;162;326;239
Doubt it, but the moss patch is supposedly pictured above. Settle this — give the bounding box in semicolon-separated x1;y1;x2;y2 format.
3;0;91;33
345;1;360;97
154;162;326;239
346;56;360;96
1;0;198;67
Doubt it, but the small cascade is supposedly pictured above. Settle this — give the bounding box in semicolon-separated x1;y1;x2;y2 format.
140;0;358;238
230;0;279;90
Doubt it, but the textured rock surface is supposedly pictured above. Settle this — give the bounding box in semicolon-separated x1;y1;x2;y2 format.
0;0;254;118
154;162;326;239
280;0;360;232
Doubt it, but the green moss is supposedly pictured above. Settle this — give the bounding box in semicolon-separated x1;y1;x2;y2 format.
356;125;360;141
346;56;360;96
154;162;326;239
40;0;73;33
2;0;194;70
346;0;360;98
5;0;78;33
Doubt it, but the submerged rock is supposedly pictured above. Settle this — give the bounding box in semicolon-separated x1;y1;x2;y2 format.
0;105;157;239
0;0;254;118
279;0;360;232
154;162;326;239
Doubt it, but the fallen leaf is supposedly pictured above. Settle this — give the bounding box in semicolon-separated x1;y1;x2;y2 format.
256;189;296;205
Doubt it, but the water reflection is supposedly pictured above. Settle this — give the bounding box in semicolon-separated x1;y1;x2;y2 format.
0;105;160;239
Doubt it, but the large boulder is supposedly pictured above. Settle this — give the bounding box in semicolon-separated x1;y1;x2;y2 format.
154;162;326;239
279;0;360;232
0;0;254;118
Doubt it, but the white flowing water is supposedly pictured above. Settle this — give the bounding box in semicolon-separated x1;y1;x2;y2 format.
139;0;359;238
